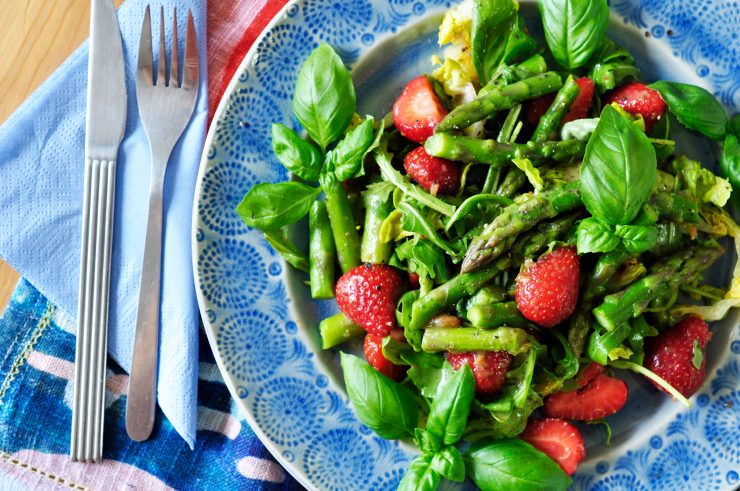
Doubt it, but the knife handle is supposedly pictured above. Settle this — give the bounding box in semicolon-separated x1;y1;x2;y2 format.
126;162;166;442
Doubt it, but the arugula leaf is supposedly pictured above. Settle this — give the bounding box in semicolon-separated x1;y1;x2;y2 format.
382;337;444;368
538;0;609;69
393;239;451;283
650;81;728;141
397;454;441;491
236;182;321;230
670;155;732;207
431;446;466;483
327;118;377;181
445;194;513;232
397;290;424;351
271;124;323;181
398;202;461;257
615;224;658;254
720;133;740;206
293;43;356;151
587;38;641;93
263;229;309;273
576;217;619;254
465;439;572;491
472;0;518;85
476;391;543;438
426;364;475;445
580;105;657;225
340;353;418;439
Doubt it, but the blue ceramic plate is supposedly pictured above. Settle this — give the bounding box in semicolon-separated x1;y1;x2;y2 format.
193;1;740;489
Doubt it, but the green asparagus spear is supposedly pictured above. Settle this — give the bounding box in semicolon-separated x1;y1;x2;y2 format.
592;245;724;331
360;185;393;264
320;312;364;349
649;190;701;223
324;182;361;273
309;201;336;299
462;181;583;273
436;72;563;132
421;327;532;354
425;133;587;165
496;168;528;198
481;55;549;94
467;301;529;328
531;75;581;142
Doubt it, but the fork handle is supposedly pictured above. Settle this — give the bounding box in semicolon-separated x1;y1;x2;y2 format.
126;162;167;442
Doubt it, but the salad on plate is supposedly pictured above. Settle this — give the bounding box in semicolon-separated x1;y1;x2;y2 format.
236;0;740;489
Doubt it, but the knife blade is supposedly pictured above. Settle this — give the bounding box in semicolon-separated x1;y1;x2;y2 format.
71;0;126;463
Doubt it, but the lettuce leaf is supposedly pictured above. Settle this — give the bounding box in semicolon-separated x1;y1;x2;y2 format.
670;155;732;208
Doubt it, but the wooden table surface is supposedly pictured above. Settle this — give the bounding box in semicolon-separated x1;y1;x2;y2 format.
0;0;124;310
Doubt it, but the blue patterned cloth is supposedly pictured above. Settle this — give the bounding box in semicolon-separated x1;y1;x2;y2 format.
0;279;301;490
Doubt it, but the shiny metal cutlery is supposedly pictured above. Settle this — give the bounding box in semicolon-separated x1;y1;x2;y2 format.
125;5;199;442
71;0;127;463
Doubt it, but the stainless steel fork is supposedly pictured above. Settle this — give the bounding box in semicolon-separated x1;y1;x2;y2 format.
125;5;199;442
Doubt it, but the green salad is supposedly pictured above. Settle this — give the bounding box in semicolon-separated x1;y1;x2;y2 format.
237;0;740;489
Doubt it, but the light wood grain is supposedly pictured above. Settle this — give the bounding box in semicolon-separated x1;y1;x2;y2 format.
0;0;124;309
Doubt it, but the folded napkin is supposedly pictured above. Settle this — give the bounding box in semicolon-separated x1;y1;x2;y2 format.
0;0;207;448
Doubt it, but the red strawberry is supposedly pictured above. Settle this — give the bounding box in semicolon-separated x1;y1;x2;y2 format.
392;76;448;143
525;93;556;126
544;373;628;421
603;82;667;132
404;146;460;195
578;362;606;389
445;350;513;395
364;329;408;381
515;246;580;328
520;418;585;475
335;264;405;335
645;316;712;398
562;77;595;123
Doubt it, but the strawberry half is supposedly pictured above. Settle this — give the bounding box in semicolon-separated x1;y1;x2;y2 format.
544;373;628;421
645;316;712;398
563;77;595;123
404;146;460;195
392;76;448;143
445;350;512;395
364;329;408;381
335;264;405;335
578;362;606;389
603;82;667;132
515;246;580;328
520;418;585;475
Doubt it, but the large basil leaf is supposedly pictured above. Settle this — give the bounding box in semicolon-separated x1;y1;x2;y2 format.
431;446;466;483
650;81;728;141
465;439;572;491
472;0;518;85
538;0;609;69
576;217;619;254
580;105;657;225
340;353;418;439
327;118;376;181
615;224;658;254
426;364;475;445
397;454;441;491
236;182;321;230
271;124;323;181
293;43;356;151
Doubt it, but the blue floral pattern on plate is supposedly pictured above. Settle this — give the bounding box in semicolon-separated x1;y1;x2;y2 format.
193;1;740;489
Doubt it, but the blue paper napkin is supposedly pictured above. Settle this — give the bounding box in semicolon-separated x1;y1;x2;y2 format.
0;0;207;448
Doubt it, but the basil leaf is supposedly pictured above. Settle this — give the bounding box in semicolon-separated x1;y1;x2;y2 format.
327;118;376;181
393;239;451;283
408;361;456;399
426;363;475;445
650;81;728;141
476;391;543;439
538;0;609;69
503;17;538;65
720;133;740;206
472;0;518;85
587;38;641;93
271;124;323;181
465;439;572;491
576;217;619;254
263;229;309;273
580;105;657;225
415;428;442;454
293;43;356;151
340;353;418;440
615;224;658;254
397;454;441;491
236;182;321;230
729;114;740;137
431;446;466;483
